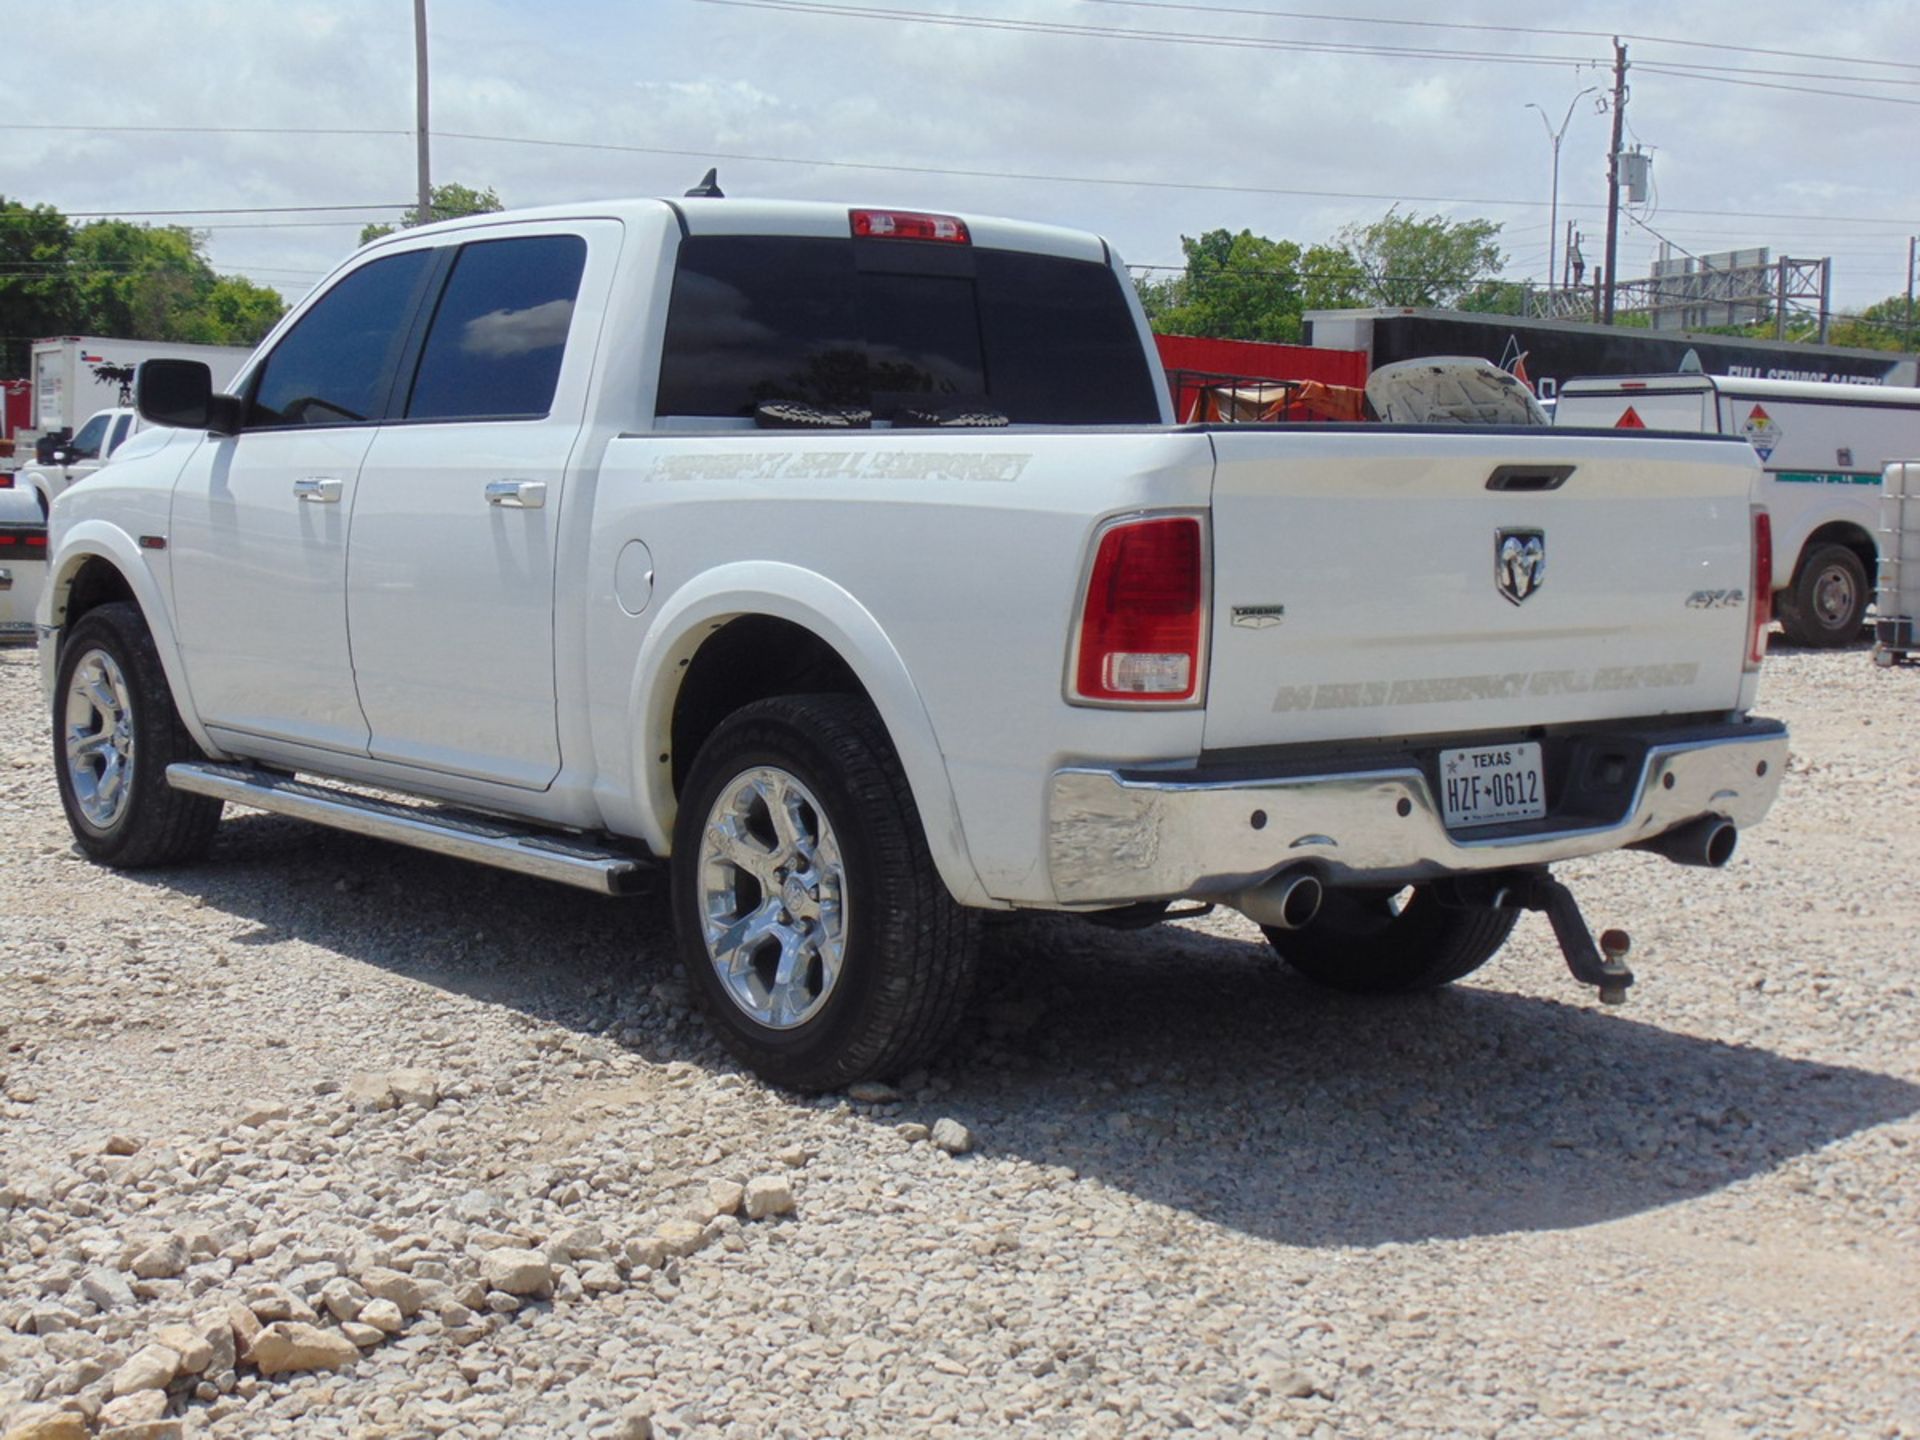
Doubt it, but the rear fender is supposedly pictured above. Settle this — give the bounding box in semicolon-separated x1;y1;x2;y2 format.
627;561;991;908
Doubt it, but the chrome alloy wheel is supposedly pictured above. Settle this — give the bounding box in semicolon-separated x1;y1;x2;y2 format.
64;647;136;831
696;766;848;1030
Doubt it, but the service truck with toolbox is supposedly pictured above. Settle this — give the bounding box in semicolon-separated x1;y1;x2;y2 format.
37;196;1788;1088
1556;373;1920;647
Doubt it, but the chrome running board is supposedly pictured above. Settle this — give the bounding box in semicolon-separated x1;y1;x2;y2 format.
166;762;651;896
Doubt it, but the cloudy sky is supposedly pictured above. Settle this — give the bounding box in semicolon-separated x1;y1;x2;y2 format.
5;0;1918;319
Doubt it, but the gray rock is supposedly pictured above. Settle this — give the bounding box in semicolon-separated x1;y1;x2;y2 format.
930;1118;975;1155
743;1175;796;1220
80;1270;136;1312
476;1249;551;1297
108;1343;180;1397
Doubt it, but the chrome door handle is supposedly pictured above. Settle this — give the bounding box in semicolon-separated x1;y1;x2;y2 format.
293;477;343;503
486;479;547;510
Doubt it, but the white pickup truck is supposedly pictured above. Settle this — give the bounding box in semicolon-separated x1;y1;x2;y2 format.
37;196;1788;1088
12;405;148;516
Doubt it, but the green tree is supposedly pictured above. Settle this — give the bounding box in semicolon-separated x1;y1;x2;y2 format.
65;219;285;347
1329;210;1507;308
1144;229;1308;343
0;196;78;375
0;199;285;372
360;182;504;245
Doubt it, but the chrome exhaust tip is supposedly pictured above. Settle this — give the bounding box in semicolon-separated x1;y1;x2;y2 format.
1232;869;1325;930
1634;816;1738;869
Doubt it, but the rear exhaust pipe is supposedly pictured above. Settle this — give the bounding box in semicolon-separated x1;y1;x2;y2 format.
1634;816;1738;869
1232;869;1324;930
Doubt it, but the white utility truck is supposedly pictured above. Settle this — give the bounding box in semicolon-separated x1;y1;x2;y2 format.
37;197;1787;1088
1555;374;1920;647
28;336;252;442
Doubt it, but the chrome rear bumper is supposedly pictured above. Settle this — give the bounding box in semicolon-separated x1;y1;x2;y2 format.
1046;719;1788;905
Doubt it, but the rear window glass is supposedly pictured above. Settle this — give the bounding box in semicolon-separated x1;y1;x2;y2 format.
656;236;1159;424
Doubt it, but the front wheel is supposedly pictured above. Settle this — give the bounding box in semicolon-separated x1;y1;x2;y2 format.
670;694;980;1091
53;602;222;867
1264;885;1518;993
1776;543;1869;648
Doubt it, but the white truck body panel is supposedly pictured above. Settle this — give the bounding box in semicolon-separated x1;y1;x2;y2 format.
1554;374;1920;603
1202;428;1756;752
41;198;1785;918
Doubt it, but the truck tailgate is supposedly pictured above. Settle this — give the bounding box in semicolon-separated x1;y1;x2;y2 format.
1202;428;1759;751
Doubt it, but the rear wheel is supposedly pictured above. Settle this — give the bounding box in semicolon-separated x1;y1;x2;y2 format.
53;602;222;867
670;694;980;1091
1776;543;1869;648
1263;885;1518;993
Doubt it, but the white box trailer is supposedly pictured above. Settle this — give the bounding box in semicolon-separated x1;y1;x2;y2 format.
29;335;252;441
1555;374;1920;647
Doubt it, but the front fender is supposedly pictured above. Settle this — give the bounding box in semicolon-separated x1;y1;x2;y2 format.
626;561;992;909
41;521;227;761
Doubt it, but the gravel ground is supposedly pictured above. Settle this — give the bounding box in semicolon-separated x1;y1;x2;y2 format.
2;639;1917;1440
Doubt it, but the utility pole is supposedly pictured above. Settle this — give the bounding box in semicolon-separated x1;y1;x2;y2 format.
414;0;432;227
1907;236;1916;349
1602;38;1628;324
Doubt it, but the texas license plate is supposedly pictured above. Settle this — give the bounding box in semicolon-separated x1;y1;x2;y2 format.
1439;742;1546;829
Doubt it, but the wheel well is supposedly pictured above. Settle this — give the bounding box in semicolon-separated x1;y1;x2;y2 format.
669;616;866;794
1797;522;1875;581
58;556;136;628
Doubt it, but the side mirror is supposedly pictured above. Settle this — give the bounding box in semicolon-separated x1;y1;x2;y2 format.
137;359;242;436
50;449;71;466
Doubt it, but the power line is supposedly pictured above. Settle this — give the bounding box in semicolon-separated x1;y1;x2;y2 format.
1073;1;1920;74
0;202;410;223
701;0;1920;96
4;124;407;138
1638;64;1920;108
435;129;1920;228
692;0;1604;68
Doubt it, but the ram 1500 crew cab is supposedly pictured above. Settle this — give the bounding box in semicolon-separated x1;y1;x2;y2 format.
38;197;1788;1088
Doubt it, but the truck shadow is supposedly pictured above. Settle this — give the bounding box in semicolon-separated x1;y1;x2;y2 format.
128;811;1920;1250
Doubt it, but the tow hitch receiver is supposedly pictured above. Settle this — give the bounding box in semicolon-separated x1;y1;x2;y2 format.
1507;873;1634;1004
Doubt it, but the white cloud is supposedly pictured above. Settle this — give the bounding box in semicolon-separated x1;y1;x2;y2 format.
4;0;1917;313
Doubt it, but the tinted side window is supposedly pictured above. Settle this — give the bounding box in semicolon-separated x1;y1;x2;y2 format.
108;414;133;455
247;251;433;428
406;235;587;421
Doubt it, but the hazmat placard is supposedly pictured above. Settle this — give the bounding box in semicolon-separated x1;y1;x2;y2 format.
1742;404;1783;461
1615;406;1645;429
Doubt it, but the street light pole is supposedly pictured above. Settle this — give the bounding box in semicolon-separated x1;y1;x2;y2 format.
1526;87;1597;301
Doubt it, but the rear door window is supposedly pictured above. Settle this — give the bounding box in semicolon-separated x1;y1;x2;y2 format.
656;235;1159;424
107;413;133;455
404;235;588;421
246;250;434;429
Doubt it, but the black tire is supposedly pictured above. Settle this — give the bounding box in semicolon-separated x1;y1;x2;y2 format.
52;602;222;867
1263;885;1518;994
670;694;980;1091
1776;543;1869;648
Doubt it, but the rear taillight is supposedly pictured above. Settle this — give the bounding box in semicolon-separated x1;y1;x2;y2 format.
1070;515;1207;704
1748;507;1773;669
850;209;970;244
0;473;12;488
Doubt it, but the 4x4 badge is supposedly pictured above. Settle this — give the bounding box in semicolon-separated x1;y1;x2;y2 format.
1496;529;1545;605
